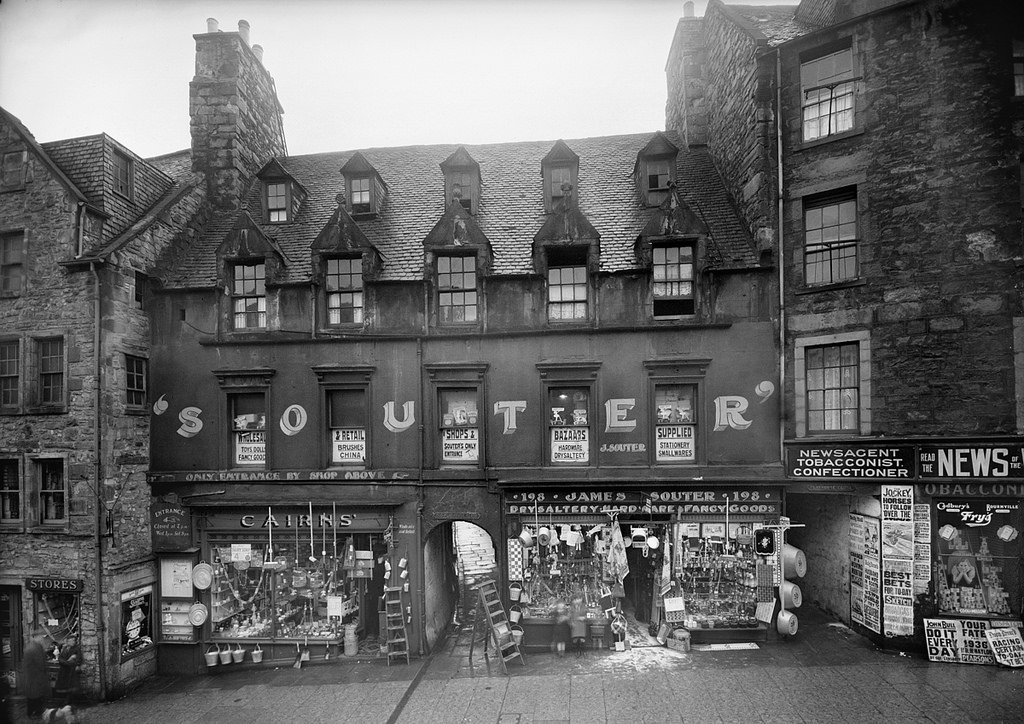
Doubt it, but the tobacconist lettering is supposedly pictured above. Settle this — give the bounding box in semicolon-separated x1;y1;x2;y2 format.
924;483;1023;498
919;446;1024;478
787;446;915;479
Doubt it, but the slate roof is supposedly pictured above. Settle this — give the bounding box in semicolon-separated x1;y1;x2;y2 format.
720;4;815;47
162;130;758;288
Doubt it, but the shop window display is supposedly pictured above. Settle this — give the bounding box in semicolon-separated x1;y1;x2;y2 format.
672;522;761;630
934;499;1021;618
548;387;590;464
32;591;79;663
439;388;479;464
208;532;379;642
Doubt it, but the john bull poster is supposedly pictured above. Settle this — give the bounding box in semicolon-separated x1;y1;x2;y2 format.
925;618;1023;665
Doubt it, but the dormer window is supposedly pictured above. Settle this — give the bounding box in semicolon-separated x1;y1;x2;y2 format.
325;257;363;325
636;133;678;206
647;160;671;194
341;152;386;218
541;140;580;213
449;172;474;212
437;254;478;324
652;242;695;317
440;148;481;215
232;262;267;329
113;149;133;199
257;159;306;223
547;247;588;321
350;178;371;215
266;182;289;222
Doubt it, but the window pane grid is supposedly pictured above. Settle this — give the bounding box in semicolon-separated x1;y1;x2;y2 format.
0;341;18;407
801;48;854;141
39;339;63;405
547;265;587;320
1;231;24;295
0;460;20;520
326;259;363;325
351;178;371;212
39;459;65;523
267;183;287;222
805;342;859;433
439;257;477;323
126;355;147;408
653;245;694;300
232;264;267;329
804;198;858;285
113;152;131;197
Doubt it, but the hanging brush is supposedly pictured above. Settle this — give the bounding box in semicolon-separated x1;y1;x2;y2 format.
308;502;317;562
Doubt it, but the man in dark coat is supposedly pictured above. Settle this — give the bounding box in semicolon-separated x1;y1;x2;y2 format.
54;633;81;706
21;633;49;718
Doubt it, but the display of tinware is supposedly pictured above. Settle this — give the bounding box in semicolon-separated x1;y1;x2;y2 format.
519;527;535;547
537;526;551;546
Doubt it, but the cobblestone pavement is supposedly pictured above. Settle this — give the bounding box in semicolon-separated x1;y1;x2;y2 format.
7;604;1022;724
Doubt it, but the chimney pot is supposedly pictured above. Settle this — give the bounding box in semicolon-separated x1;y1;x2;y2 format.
238;19;251;45
683;1;695;17
206;17;219;32
253;44;264;62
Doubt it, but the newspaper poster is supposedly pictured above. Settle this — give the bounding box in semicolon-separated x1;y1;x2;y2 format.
913;504;932;595
985;627;1024;667
925;618;1000;665
882;557;915;637
850;513;881;633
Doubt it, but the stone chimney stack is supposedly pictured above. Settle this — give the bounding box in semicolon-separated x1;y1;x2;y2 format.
664;8;707;146
190;18;287;210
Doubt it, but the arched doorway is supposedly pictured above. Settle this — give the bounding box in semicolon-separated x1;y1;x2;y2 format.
420;519;497;653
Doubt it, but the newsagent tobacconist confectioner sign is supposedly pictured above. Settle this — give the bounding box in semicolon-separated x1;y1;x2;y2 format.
787;444;1024;480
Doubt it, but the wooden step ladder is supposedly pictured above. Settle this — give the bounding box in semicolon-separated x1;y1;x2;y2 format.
469;579;525;674
383;586;410;666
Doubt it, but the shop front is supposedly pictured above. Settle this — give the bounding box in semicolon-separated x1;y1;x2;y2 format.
787;440;1024;664
152;496;416;673
503;485;785;651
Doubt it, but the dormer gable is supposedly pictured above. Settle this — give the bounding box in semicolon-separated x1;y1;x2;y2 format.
533;183;600;274
340;151;387;218
256;158;307;223
311;195;382;279
217;211;289;276
423;196;492;265
634;132;679;207
439;147;481;215
540;140;580;213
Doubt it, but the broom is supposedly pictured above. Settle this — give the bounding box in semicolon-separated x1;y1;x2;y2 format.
292;642;303;669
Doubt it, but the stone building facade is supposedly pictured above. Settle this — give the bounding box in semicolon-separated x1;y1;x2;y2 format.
667;0;1024;652
0;105;206;697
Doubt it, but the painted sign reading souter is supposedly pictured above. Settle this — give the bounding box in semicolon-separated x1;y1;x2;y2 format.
787;445;915;479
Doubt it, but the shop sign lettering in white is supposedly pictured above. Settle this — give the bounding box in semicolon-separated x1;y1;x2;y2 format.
280;404;307;436
383;401;415;432
493;400;526;434
919;445;1024;478
332;428;366;463
551;428;589;463
604;399;636;432
442;428;479;462
177;406;203;438
713;396;751;431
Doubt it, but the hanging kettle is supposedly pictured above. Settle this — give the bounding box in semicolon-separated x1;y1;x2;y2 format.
519;527;535;548
537;526;552;547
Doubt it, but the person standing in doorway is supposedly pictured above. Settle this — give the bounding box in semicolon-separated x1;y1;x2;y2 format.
22;632;49;719
54;633;81;706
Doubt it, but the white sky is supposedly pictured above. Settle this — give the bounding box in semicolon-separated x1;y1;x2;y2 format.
0;0;786;159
